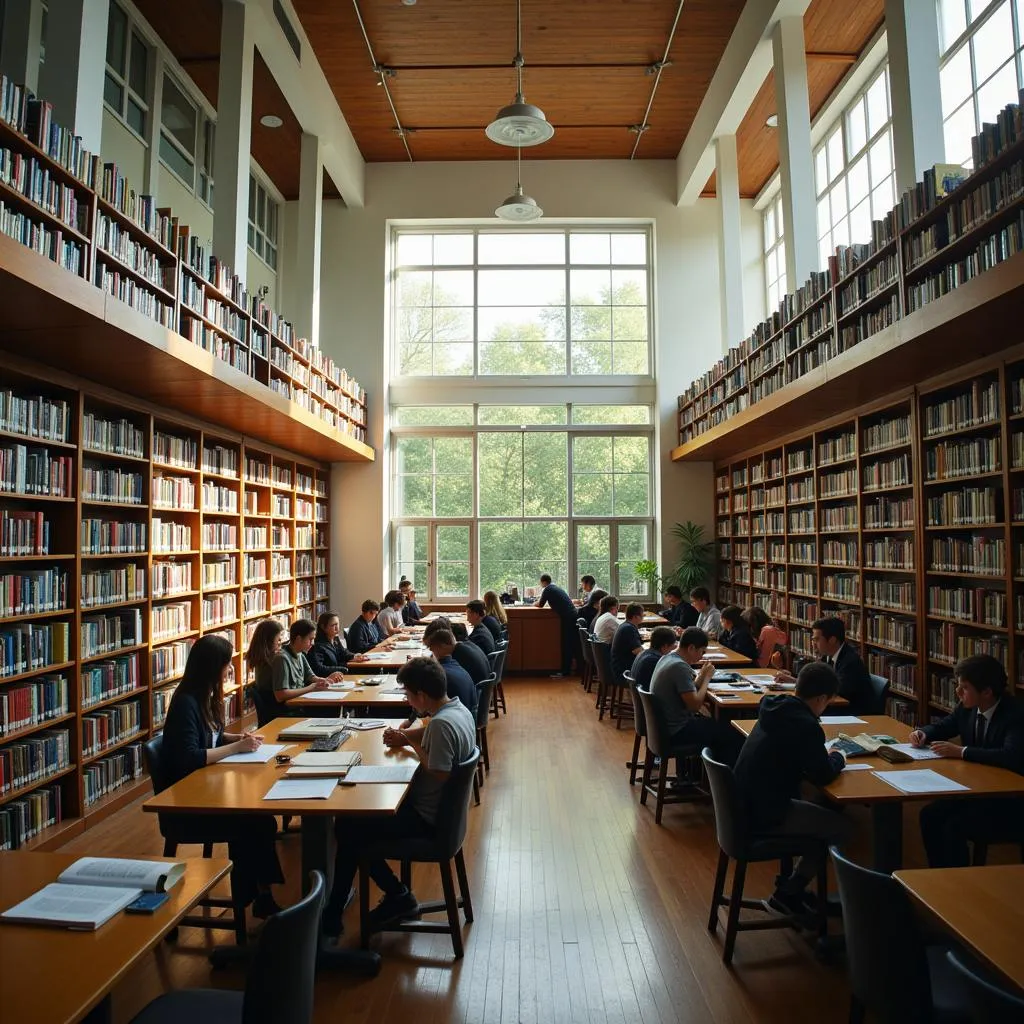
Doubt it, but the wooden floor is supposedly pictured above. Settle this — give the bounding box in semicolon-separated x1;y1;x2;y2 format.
62;678;863;1023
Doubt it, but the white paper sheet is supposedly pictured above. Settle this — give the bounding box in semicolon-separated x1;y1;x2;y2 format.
345;763;419;784
888;743;941;760
263;778;338;800
744;674;779;684
346;720;386;730
702;653;728;660
873;769;970;794
220;744;289;764
708;682;752;691
299;690;351;701
842;763;874;772
820;716;868;725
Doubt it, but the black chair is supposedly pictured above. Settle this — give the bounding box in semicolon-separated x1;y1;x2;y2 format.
475;674;497;788
250;686;278;727
129;872;325;1024
636;688;706;824
702;748;826;964
625;671;647;785
831;848;969;1024
487;643;508;719
945;949;1024;1021
359;750;480;959
578;629;597;694
591;640;615;720
869;673;890;715
142;735;246;943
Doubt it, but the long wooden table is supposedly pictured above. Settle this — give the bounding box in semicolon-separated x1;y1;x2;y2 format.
706;672;847;718
288;684;411;712
894;865;1024;994
0;852;230;1024
344;642;427;673
732;715;1024;871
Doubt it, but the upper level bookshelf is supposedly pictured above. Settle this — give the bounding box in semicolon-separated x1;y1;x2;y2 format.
675;99;1024;464
0;75;371;464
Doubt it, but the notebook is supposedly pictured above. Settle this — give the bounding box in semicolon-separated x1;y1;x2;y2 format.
278;718;345;739
284;751;362;777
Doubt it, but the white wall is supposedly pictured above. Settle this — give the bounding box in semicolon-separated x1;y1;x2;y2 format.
319;159;759;611
101;111;146;191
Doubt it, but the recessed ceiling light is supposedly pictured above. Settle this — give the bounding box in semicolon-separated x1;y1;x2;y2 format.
765;113;779;128
260;114;284;128
401;0;417;5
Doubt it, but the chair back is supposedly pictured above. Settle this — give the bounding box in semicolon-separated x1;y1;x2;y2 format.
591;640;613;690
700;748;750;858
831;848;934;1023
869;673;890;715
638;686;679;759
142;734;172;795
429;749;482;860
623;671;646;738
946;949;1024;1020
578;629;596;672
476;675;496;730
487;647;507;683
242;871;325;1024
576;616;588;628
251;686;278;727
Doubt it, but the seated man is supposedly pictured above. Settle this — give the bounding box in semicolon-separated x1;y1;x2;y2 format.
717;605;759;662
733;662;854;914
399;579;424;625
592;595;620;644
689;587;721;638
661;585;698;630
611;602;645;682
465;599;497;655
449;620;491;684
631;626;677;692
322;657;476;938
912;654;1024;867
425;628;479;716
377;590;410;637
347;599;383;653
578;588;607;630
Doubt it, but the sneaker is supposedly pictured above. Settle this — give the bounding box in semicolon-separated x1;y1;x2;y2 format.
767;886;815;926
367;887;420;932
251;893;283;920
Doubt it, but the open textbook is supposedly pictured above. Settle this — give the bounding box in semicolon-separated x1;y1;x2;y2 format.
1;857;185;930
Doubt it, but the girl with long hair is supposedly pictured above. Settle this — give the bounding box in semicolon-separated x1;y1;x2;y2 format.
308;610;368;676
483;590;507;626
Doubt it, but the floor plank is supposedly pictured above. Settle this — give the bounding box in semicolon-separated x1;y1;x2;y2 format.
56;678;865;1023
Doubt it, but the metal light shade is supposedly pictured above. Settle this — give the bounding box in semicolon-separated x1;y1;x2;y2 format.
485;95;555;147
495;184;543;222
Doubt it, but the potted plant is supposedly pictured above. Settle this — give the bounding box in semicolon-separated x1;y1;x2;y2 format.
669;520;713;594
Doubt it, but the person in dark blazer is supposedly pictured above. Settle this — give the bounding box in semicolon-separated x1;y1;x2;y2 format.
399;579;423;625
424;628;479;715
717;605;759;662
449;621;491;684
308;611;369;676
348;599;384;653
661;585;699;629
912;654;1024;866
537;573;579;677
161;635;284;918
465;600;497;655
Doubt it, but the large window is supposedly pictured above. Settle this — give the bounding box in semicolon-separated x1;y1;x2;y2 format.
392;229;651;377
104;1;149;138
391;404;654;601
763;195;786;312
938;0;1024;167
159;73;197;186
814;65;895;270
249;174;279;270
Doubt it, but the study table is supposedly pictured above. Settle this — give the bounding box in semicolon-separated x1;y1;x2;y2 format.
705;673;848;719
143;717;414;975
344;640;427;673
893;865;1024;994
0;851;231;1024
731;715;1024;871
288;684;411;712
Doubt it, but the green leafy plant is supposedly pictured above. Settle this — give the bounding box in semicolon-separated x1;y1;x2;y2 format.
628;558;662;595
669;521;713;593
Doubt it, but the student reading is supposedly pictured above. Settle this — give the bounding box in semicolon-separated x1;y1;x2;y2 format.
307;611;369;676
717;605;758;662
251;618;344;717
322;657;476;938
348;599;384;653
465;599;497;654
160;634;284;918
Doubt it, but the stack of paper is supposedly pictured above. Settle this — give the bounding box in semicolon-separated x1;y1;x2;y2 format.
278;719;345;739
873;769;970;794
220;744;288;764
285;751;362;778
264;778;338;800
345;763;419;784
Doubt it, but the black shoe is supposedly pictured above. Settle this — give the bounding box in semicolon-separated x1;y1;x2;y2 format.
768;886;815;926
367;887;419;932
251;893;283;919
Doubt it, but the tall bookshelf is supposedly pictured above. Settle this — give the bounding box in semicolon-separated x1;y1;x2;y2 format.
0;359;332;852
714;352;1024;725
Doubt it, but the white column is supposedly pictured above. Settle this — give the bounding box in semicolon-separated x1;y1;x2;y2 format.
715;133;745;353
772;15;817;290
885;0;945;192
212;0;254;275
37;0;107;152
295;132;323;345
0;0;45;95
142;49;164;197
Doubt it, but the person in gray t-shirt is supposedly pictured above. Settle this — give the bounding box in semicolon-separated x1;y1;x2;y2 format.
322;657;477;940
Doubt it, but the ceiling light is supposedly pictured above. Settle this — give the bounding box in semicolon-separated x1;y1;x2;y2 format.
401;0;417;5
765;113;779;128
260;114;284;128
486;0;554;147
495;148;543;222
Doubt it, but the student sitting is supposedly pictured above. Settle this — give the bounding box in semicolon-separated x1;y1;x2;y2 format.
245;618;285;723
425;628;479;716
743;605;789;668
631;626;677;691
322;657;476;939
465;599;497;654
578;588;607;630
661;585;698;629
399;579;423;625
717;605;759;662
483;590;508;639
377;590;410;637
162;635;284;918
689;587;721;638
476;598;504;645
257;618;344;714
348;599;384;653
448;621;491;684
733;661;853;915
307;611;369;677
611;603;645;681
912;655;1024;867
592;595;620;644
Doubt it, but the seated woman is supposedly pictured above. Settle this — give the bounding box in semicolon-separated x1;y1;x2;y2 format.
255;618;344;715
161;634;284;918
244;618;285;726
308;611;368;677
743;605;789;668
482;590;507;643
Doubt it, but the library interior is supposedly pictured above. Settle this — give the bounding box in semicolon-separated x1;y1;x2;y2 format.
3;0;1024;1021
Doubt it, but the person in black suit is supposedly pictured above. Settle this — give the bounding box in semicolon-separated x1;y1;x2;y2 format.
661;585;699;630
448;621;491;684
399;579;423;625
465;600;497;655
912;655;1024;867
536;573;578;677
577;588;607;630
717;605;759;662
776;616;874;715
308;611;369;676
347;599;384;653
161;635;284;918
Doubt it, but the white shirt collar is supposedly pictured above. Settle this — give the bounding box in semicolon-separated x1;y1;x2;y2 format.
979;700;1000;723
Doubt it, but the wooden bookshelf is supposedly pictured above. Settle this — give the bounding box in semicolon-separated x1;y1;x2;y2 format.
713;350;1024;727
0;357;333;852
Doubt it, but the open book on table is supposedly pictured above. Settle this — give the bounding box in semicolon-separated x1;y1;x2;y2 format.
1;857;185;930
278;718;345;739
285;751;363;777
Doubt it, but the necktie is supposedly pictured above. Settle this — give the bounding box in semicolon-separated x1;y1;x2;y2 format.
974;713;986;746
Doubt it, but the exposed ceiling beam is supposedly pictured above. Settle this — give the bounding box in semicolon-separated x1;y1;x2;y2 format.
675;0;812;206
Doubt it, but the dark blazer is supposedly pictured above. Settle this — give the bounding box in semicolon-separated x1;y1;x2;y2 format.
438;655;478;715
307;636;353;676
468;623;496;656
453;639;490;685
162;689;219;787
922;696;1024;775
347;616;383;653
578;601;599;629
662;600;699;629
718;626;759;662
830;644;875;716
402;600;424;625
482;614;503;644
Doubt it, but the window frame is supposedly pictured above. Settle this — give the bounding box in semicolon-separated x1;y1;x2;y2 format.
103;1;150;142
249;172;279;270
763;194;786;312
158;71;199;190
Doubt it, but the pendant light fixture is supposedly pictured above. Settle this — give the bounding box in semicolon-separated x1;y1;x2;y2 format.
485;0;554;147
494;146;543;221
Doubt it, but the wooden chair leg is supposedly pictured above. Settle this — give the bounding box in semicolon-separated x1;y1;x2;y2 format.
972;840;989;866
597;678;607;720
473;773;480;805
202;842;213;858
162;839;178;857
722;859;747;965
628;734;641;785
480;727;490;773
815;852;828;941
491;685;499;720
614;686;624;728
438;859;464;959
639;750;653;805
454;848;474;923
359;864;372;950
655;758;668;825
401;860;412;890
708;849;729;933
